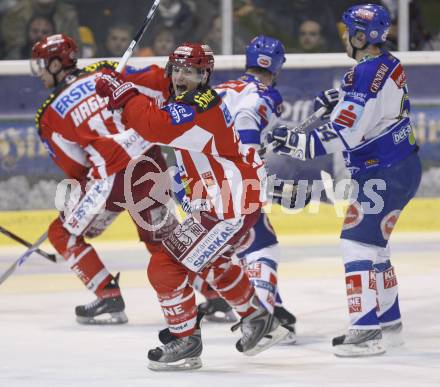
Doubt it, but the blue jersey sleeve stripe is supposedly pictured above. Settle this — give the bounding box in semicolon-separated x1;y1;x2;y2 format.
344;95;368;106
238;129;261;145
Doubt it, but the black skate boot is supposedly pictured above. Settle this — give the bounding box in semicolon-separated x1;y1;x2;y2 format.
274;306;297;344
75;273;128;325
148;312;204;371
332;329;385;357
198;297;237;323
232;299;289;356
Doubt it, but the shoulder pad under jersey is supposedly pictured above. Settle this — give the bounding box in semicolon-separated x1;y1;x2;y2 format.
261;87;283;117
175;86;221;113
124;64;154;75
345;53;398;98
35;92;57;132
82;60;118;73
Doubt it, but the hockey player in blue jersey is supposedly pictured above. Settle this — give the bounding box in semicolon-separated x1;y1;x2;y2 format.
268;4;421;356
180;36;297;342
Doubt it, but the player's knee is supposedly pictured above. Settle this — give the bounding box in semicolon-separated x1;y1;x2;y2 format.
245;246;280;266
48;218;70;256
247;257;278;279
144;242;163;255
340;238;380;265
210;260;240;289
147;251;187;293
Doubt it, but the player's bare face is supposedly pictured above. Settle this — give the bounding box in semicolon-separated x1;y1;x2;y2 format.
171;65;204;96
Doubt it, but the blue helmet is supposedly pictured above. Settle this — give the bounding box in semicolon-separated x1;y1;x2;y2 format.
342;4;391;45
245;35;286;75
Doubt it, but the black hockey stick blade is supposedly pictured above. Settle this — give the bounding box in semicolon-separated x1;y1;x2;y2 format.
0;232;49;285
0;226;57;263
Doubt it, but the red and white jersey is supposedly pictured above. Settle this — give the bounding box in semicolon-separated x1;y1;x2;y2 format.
36;61;170;179
119;86;267;220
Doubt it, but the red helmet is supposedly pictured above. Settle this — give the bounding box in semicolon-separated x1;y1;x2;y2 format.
167;42;214;72
31;34;78;74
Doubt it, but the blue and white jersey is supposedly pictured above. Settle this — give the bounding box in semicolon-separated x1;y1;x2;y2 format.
311;52;417;175
214;73;283;148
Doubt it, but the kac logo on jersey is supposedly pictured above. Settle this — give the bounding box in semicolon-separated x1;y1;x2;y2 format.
165;103;195;125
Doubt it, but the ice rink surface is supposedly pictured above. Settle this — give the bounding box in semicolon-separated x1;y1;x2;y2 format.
1;232;439;387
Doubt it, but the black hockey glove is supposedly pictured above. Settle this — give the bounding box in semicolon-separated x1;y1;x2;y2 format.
267;126;315;160
314;88;339;119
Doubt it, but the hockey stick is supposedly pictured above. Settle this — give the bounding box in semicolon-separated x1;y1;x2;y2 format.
116;0;161;72
0;226;57;263
0;231;49;285
259;106;327;157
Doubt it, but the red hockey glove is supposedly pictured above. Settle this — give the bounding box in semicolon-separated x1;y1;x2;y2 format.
95;68;139;111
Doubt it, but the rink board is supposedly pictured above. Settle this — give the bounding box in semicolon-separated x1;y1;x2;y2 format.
0;198;439;247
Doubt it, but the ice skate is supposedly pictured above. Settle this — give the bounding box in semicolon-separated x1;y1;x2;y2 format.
381;322;404;348
274;306;297;344
75;273;128;325
198;297;237;323
232;303;290;356
148;324;203;372
148;311;204;371
332;329;385;357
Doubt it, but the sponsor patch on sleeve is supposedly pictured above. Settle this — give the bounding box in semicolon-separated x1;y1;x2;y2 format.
163;103;195;125
390;63;407;89
333;101;363;130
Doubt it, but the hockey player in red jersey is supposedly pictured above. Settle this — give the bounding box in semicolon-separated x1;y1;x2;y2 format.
95;42;289;370
191;36;298;344
32;34;177;325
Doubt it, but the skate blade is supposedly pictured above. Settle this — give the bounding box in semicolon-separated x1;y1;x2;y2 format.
333;340;386;358
382;332;404;348
148;357;202;371
76;311;128;325
243;325;290;357
279;330;297;345
204;310;237;323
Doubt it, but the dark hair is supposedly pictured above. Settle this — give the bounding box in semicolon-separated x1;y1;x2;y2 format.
108;22;134;36
26;14;55;39
245;66;273;77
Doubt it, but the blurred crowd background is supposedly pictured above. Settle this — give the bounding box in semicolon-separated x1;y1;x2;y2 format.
0;0;439;60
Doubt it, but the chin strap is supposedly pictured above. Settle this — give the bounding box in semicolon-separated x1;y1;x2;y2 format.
48;68;62;87
46;57;64;87
349;37;368;60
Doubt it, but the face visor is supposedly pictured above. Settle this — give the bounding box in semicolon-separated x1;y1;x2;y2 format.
168;61;208;96
30;57;47;76
168;62;206;82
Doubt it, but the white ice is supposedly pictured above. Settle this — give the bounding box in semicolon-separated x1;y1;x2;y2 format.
1;232;439;387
